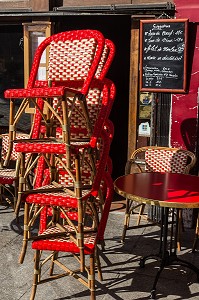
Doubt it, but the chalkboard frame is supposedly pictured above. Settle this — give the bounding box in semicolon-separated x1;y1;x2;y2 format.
139;19;188;93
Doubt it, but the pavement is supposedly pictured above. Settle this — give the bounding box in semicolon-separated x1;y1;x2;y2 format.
0;197;199;300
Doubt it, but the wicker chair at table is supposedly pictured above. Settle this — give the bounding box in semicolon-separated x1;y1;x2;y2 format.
121;146;196;250
25;126;113;300
4;30;107;217
17;78;116;265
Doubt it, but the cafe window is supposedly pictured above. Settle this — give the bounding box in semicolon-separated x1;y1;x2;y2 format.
0;25;24;100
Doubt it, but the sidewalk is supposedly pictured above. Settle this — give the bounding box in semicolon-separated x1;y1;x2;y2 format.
0;199;199;300
0;99;199;299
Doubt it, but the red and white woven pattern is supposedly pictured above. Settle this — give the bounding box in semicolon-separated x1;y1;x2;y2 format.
67;86;102;142
49;90;101;142
48;80;103;140
95;39;115;80
32;224;97;254
145;149;188;173
95;42;109;79
57;167;92;186
0;169;16;184
15;141;66;154
48;38;97;81
1;132;29;161
4;86;66;99
26;183;90;206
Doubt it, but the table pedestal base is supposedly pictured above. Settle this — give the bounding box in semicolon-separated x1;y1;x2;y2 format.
139;207;199;299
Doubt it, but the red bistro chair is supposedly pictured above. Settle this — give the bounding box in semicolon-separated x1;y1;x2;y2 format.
4;30;106;215
17;79;116;264
2;36;115;214
25;127;113;300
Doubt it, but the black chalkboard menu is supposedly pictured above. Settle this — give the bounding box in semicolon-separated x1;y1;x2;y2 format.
140;19;188;93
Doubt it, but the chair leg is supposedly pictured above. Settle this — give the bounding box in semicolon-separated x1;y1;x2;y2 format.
49;251;58;276
192;209;199;252
89;253;96;300
95;247;103;282
19;202;30;263
177;209;182;251
0;185;3;205
137;203;146;225
15;152;26;220
75;154;85;272
30;249;40;300
121;199;131;243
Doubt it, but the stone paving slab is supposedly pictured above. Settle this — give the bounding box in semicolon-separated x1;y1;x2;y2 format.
0;202;199;300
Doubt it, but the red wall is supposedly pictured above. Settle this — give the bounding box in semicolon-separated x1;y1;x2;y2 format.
171;0;199;153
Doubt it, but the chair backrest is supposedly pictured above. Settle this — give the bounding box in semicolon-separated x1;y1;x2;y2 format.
35;79;116;188
35;37;115;145
69;78;116;147
28;33;114;146
126;146;196;175
2;30;107;167
94;39;115;80
38;77;116;144
28;30;105;96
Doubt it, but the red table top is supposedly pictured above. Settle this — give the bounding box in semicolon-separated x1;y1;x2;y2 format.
114;172;199;209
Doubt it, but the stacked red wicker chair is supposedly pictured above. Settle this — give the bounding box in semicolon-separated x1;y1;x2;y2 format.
17;77;116;265
29;126;113;300
3;29;116;299
4;30;114;216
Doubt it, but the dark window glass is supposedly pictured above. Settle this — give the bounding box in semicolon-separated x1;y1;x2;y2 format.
0;26;24;100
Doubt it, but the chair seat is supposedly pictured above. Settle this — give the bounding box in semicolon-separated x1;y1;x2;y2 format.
32;224;97;254
15;140;91;154
26;184;90;206
4;86;67;98
15;141;67;154
0;169;16;184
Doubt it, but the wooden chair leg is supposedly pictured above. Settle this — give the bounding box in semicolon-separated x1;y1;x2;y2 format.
30;249;40;300
49;251;58;276
137;203;146;225
15;153;26;220
95;247;103;282
19;202;30;263
177;209;182;251
192;209;199;252
121;199;131;243
0;185;3;205
89;253;96;300
75;154;85;272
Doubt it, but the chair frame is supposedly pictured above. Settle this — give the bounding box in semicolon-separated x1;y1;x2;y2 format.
17;79;116;265
27;127;113;300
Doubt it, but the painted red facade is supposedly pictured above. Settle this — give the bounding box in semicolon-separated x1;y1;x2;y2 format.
171;0;199;153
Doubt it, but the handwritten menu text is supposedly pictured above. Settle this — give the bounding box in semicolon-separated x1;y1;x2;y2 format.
140;20;187;92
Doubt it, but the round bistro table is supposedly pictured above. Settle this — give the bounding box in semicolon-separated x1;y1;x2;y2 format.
114;172;199;299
